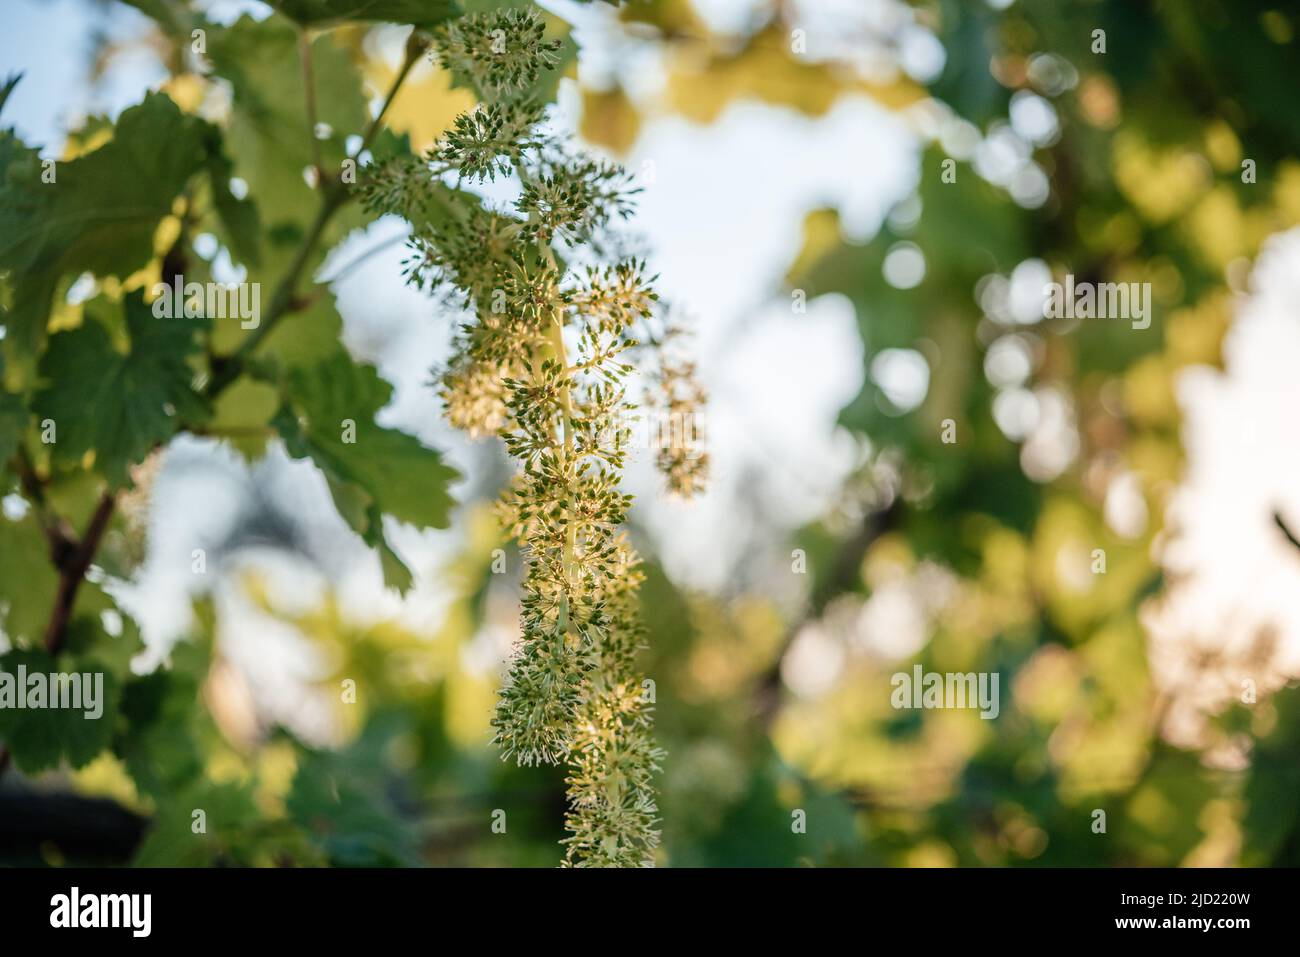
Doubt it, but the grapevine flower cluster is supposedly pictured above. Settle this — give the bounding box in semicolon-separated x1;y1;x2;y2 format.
360;7;708;866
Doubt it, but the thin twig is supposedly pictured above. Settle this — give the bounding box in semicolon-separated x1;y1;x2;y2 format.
319;232;407;285
753;497;903;726
1274;510;1300;553
42;491;116;657
299;27;324;186
12;447;76;566
0;491;116;781
357;31;428;159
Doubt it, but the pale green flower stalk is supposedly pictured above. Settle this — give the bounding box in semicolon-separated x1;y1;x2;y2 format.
361;5;708;866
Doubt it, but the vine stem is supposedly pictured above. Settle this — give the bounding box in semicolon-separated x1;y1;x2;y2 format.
539;243;625;826
14;446;76;564
548;312;577;588
43;492;116;656
0;490;115;779
207;31;427;395
531;232;578;599
299;26;323;185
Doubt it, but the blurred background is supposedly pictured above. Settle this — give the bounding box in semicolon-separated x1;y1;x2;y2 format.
3;0;1300;866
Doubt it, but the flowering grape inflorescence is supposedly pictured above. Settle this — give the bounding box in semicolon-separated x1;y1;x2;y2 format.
361;6;708;867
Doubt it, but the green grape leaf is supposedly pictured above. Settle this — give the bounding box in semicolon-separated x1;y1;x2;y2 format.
60;585;147;680
206;15;368;279
1241;686;1300;865
251;293;344;366
0;648;121;774
0;521;141;679
204;135;263;269
366;126;414;165
365;502;415;593
274;348;459;530
114;1;194;39
209;375;281;460
0;93;215;383
132;780;263;866
268;0;461;28
33;293;210;489
41;470;109;535
114;666;205;800
273;349;458;590
0;129;50;386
